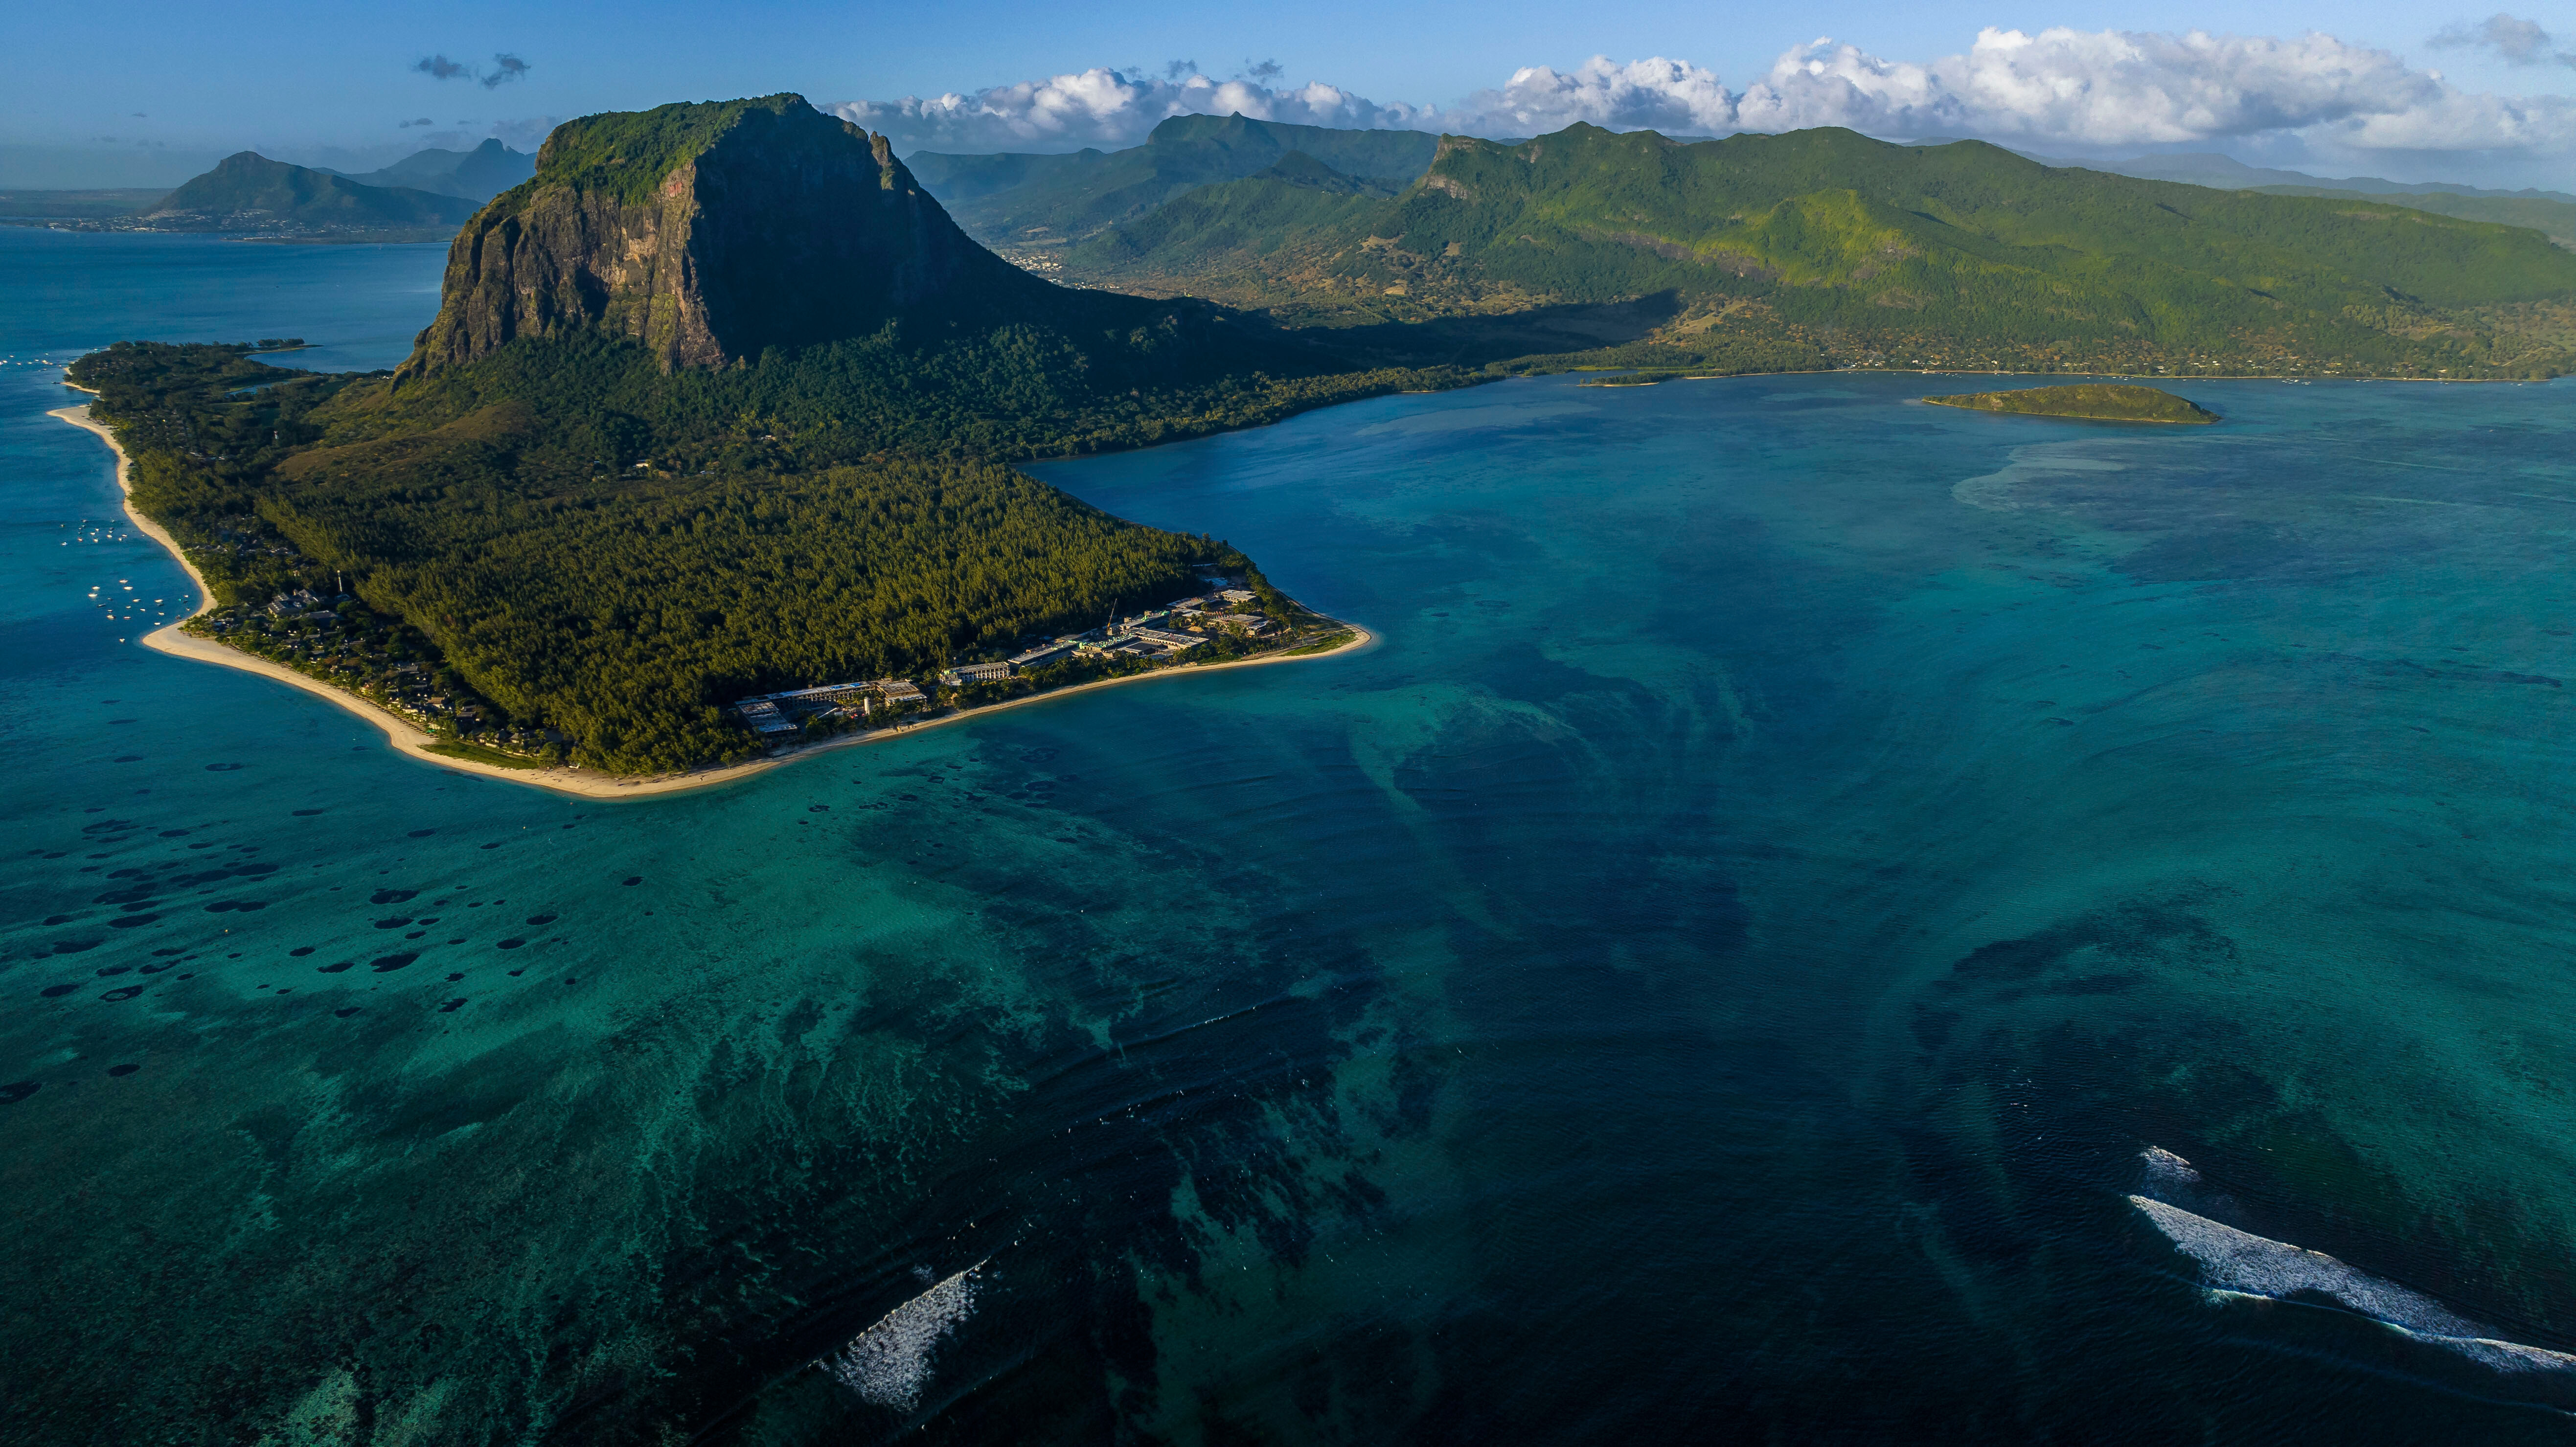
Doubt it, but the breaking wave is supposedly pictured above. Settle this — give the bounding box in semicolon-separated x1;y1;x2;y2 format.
817;1261;984;1412
2131;1149;2576;1377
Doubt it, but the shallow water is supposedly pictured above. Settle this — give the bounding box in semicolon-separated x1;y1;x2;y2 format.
5;228;2576;1442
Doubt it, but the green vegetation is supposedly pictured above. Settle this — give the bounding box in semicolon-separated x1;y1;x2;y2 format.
137;153;479;237
1064;124;2576;380
421;742;546;769
71;98;1426;777
910;113;1437;266
1922;383;2220;423
2247;185;2576;250
75;339;1335;773
533;94;818;205
1279;630;1358;656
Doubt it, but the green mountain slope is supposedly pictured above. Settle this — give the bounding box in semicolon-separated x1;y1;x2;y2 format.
909;113;1437;261
1073;124;2576;379
142;152;480;236
2243;186;2576;250
72;96;1443;773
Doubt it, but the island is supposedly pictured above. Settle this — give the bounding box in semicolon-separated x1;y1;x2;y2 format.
58;95;1420;795
1921;383;2222;424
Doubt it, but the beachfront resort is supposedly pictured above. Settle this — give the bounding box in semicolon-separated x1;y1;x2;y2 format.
725;585;1338;749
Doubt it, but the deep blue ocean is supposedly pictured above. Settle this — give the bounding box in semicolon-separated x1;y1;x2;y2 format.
6;227;2576;1443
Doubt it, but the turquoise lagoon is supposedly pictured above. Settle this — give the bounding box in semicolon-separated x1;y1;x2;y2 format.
4;228;2576;1441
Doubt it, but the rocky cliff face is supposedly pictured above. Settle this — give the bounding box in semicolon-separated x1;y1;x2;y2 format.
398;95;1030;381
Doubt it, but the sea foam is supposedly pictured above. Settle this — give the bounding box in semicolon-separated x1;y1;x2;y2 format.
817;1261;984;1411
2131;1149;2576;1376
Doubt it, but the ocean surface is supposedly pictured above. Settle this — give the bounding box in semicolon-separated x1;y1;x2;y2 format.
5;226;2576;1443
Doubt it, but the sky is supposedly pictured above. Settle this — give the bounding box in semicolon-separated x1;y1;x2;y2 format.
5;0;2576;188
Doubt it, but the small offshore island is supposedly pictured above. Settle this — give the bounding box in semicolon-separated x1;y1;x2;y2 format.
1923;383;2222;424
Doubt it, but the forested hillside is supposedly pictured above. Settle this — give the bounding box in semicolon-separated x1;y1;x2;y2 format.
1070;124;2576;379
908;113;1437;270
73;96;1445;774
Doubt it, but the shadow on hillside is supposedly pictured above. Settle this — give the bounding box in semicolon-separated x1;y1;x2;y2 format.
1302;293;1687;369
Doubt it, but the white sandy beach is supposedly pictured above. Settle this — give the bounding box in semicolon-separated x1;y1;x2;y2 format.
51;400;1374;801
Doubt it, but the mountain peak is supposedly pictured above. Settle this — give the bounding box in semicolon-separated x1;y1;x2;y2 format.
401;94;1030;380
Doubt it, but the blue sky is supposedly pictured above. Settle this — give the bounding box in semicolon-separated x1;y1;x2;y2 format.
5;0;2575;186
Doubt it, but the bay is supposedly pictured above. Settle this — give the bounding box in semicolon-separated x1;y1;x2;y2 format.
3;227;2575;1442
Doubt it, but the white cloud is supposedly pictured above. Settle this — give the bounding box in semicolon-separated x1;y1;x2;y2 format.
830;28;2576;166
826;69;1434;154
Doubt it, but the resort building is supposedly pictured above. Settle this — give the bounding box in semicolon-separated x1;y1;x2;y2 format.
939;661;1012;686
735;699;798;737
1008;640;1078;670
1130;627;1207;652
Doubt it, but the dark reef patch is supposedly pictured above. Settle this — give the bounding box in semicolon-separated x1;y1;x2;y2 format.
370;953;419;972
100;986;144;1001
0;1083;37;1105
317;960;356;973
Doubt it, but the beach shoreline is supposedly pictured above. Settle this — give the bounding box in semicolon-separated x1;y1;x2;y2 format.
51;398;1375;802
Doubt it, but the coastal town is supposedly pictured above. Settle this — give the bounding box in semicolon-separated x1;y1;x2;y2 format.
726;582;1345;748
171;571;1356;775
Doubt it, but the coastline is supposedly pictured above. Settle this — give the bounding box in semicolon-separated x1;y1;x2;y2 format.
51;397;1375;801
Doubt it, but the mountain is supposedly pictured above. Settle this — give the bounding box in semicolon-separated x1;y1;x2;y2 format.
332;138;535;203
402;98;1036;375
1071;124;2576;380
1965;147;2576;249
138;152;480;237
72;95;1437;774
908;113;1438;258
2242;186;2576;250
2093;151;2576;204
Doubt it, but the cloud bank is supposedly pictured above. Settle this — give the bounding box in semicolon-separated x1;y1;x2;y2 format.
830;68;1436;153
831;25;2576;171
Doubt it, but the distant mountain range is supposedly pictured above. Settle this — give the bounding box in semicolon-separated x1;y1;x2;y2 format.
1989;147;2576;249
1057;124;2576;380
10;141;531;240
318;139;534;204
134;153;481;239
907;114;1437;267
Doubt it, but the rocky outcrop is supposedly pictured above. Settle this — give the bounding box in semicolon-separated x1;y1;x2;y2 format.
398;95;1031;381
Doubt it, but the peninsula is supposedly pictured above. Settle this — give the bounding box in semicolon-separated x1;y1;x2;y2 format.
63;95;1422;791
1921;383;2221;423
